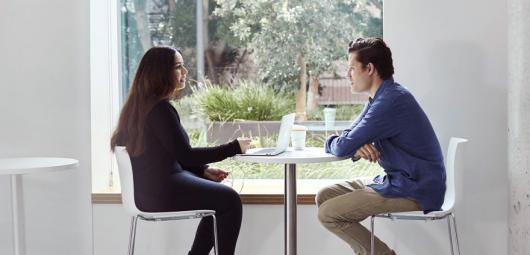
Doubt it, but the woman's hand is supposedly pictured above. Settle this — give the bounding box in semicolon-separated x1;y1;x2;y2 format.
237;137;252;154
354;143;381;163
204;167;229;182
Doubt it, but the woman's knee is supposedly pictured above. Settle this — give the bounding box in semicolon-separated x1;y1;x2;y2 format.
217;186;242;211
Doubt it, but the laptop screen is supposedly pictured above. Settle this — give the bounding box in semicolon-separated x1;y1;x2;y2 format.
274;113;296;151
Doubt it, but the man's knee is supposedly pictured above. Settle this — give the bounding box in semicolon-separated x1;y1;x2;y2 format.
317;200;362;229
317;194;370;227
315;186;336;207
317;202;335;228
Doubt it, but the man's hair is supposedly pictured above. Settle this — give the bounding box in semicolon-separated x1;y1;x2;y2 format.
348;38;394;80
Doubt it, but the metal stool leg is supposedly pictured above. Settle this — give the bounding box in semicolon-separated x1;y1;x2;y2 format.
212;214;219;255
451;214;461;255
128;216;138;255
370;216;375;255
447;216;455;255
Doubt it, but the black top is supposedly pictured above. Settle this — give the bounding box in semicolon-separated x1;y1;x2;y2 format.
124;100;241;199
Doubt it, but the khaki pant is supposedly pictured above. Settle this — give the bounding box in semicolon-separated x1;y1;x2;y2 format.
316;179;420;255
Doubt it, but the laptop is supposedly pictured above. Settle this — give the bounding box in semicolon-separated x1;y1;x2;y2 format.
239;113;296;156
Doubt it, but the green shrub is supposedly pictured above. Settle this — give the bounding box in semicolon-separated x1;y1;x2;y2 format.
191;80;295;121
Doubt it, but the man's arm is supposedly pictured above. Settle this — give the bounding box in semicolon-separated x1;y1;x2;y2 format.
334;103;370;138
325;97;399;157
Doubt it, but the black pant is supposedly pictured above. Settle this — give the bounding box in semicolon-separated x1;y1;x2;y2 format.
176;171;242;255
137;171;242;255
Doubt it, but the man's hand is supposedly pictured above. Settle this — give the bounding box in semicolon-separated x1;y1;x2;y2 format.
204;167;229;182
354;143;380;163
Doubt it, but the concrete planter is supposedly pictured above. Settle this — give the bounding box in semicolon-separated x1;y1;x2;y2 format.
206;121;281;144
206;120;351;144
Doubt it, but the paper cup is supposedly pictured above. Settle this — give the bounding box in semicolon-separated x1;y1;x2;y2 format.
291;125;307;150
323;107;336;129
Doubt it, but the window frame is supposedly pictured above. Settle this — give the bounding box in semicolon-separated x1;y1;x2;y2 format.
90;0;380;203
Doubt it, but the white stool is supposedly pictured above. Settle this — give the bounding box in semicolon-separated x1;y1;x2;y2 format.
115;146;219;255
370;137;468;255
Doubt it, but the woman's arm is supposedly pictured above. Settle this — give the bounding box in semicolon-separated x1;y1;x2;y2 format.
147;101;241;175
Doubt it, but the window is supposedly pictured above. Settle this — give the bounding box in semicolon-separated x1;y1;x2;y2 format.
92;0;384;196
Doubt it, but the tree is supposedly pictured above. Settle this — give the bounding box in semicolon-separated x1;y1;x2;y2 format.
120;0;155;94
214;0;382;120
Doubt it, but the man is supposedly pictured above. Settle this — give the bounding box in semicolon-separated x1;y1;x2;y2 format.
317;38;446;255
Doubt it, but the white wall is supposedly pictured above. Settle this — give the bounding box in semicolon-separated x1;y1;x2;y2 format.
508;0;530;254
94;204;357;255
0;0;510;254
384;0;508;254
0;0;93;254
93;1;509;255
93;200;454;255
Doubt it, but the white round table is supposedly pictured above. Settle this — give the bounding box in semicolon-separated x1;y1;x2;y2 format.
0;157;79;255
234;147;347;255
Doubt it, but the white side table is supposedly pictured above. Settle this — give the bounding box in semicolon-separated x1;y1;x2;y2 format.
234;147;347;255
0;157;79;255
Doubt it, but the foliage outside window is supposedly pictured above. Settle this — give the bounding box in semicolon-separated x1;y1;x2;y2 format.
119;0;384;194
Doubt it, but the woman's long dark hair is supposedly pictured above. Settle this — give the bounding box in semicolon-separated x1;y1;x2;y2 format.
110;46;178;156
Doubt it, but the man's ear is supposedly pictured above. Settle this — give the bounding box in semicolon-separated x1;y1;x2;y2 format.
367;63;375;76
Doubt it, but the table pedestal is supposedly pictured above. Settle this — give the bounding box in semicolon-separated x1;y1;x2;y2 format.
11;175;26;255
284;164;297;255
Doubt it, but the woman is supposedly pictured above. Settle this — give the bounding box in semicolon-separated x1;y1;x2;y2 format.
110;46;251;255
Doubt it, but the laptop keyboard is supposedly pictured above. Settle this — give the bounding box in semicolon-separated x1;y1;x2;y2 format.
254;148;276;154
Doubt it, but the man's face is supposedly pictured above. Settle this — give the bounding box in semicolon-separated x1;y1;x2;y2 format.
347;52;372;94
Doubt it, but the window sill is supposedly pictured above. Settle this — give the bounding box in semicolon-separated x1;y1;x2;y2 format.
91;193;317;205
91;179;356;205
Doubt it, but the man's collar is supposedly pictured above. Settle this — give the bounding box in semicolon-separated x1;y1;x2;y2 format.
369;77;395;103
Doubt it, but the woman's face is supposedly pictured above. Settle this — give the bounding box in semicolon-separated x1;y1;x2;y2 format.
173;52;188;91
